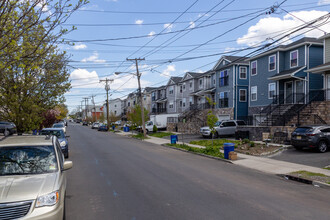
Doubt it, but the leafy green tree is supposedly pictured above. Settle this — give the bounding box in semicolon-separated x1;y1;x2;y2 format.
127;105;149;128
206;96;218;146
0;0;88;132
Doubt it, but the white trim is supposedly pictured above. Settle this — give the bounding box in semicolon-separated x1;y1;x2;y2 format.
268;54;276;71
277;51;280;74
251;86;257;101
268;83;276;99
304;45;307;66
239;89;247;102
239;66;247;79
251;60;257;76
290;50;298;68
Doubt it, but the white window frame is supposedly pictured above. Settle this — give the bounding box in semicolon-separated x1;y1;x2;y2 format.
290;50;298;68
169;86;174;94
183;83;186;91
268;83;276;99
189;80;193;90
239;89;247;102
239;67;247;79
268;55;276;71
251;86;257;101
251;61;257;76
169;102;174;109
199;79;203;88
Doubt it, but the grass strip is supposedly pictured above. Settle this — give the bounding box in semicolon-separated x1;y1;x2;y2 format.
167;143;224;159
148;132;174;138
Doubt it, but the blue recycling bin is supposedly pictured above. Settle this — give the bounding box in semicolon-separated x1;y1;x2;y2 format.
223;143;235;159
112;125;115;130
170;135;178;144
124;127;129;132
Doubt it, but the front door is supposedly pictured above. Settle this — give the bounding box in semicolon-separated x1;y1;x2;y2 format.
327;75;330;101
295;80;305;103
284;81;293;104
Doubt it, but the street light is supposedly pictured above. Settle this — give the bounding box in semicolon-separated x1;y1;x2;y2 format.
115;71;147;137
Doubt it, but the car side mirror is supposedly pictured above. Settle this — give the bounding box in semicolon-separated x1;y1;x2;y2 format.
220;125;224;127
63;161;73;171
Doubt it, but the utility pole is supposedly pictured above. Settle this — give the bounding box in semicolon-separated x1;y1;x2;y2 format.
127;58;146;137
80;101;84;119
91;94;96;122
83;97;90;121
100;78;113;128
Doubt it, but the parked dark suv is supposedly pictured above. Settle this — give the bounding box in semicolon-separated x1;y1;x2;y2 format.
291;125;330;153
0;121;17;136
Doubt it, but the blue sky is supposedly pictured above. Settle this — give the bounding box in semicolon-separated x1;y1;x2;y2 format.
63;0;330;112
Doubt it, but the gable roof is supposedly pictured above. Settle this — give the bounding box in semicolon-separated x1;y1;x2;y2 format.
213;55;249;70
181;72;202;82
248;37;323;61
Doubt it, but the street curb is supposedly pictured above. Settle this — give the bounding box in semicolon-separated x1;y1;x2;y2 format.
161;144;233;164
278;174;330;189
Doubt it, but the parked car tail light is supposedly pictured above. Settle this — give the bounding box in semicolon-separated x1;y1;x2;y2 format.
306;133;316;136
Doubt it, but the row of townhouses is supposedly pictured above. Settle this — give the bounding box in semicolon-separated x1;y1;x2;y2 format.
103;36;330;130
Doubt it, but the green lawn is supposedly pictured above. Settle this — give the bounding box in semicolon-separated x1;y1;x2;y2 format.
132;133;150;140
190;139;241;149
148;132;174;138
167;143;224;159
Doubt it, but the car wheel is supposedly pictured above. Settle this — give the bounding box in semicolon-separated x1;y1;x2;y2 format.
318;141;328;153
214;132;219;138
293;146;303;150
4;129;10;137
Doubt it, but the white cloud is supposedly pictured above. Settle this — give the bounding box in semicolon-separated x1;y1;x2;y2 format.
148;31;156;37
111;74;150;91
160;65;176;78
237;10;330;47
318;0;330;5
135;19;144;25
189;21;195;29
164;23;174;32
70;69;100;88
81;52;106;63
198;13;209;18
72;43;87;50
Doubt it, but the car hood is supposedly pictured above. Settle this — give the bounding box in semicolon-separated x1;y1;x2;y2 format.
0;173;58;203
200;126;210;130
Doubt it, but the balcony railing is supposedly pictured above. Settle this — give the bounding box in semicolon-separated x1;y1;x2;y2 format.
151;107;167;114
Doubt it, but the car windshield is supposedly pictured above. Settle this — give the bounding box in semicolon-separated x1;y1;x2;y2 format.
215;121;221;126
53;123;64;128
294;127;313;133
0;145;58;175
40;130;65;138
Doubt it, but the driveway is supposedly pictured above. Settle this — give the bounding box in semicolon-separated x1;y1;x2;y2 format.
269;147;330;169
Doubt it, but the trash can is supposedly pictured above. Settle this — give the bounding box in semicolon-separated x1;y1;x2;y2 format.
223;143;235;159
112;125;115;130
124;127;129;132
170;135;178;144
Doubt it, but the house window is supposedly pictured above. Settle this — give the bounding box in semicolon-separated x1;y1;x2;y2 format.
169;102;174;109
251;61;257;76
269;55;276;71
114;111;117;115
251;86;257;101
219;70;228;87
115;104;117;108
189;80;193;89
239;67;247;79
133;100;136;105
180;85;183;93
290;50;298;68
199;79;203;88
183;98;186;107
169;86;174;94
128;102;130;107
189;97;193;106
183;83;186;91
268;83;276;99
219;92;228;108
239;89;247;102
179;100;182;107
213;75;216;85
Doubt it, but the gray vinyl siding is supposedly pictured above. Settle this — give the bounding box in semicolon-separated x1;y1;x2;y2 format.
325;38;330;63
216;66;234;108
249;55;274;107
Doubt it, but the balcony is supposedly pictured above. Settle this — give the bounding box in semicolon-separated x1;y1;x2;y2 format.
151;107;167;114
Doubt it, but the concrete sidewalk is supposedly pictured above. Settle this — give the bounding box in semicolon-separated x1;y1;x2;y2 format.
116;131;330;176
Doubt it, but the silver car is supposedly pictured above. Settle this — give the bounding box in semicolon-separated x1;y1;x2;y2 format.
200;120;246;138
0;135;73;219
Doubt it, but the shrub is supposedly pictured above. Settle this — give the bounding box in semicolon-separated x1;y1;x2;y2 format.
242;138;250;144
153;124;158;133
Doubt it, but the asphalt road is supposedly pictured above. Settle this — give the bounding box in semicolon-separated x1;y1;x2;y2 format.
269;147;330;168
65;123;330;220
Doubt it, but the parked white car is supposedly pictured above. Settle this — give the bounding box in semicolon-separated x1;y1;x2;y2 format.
52;122;66;133
200;120;246;138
